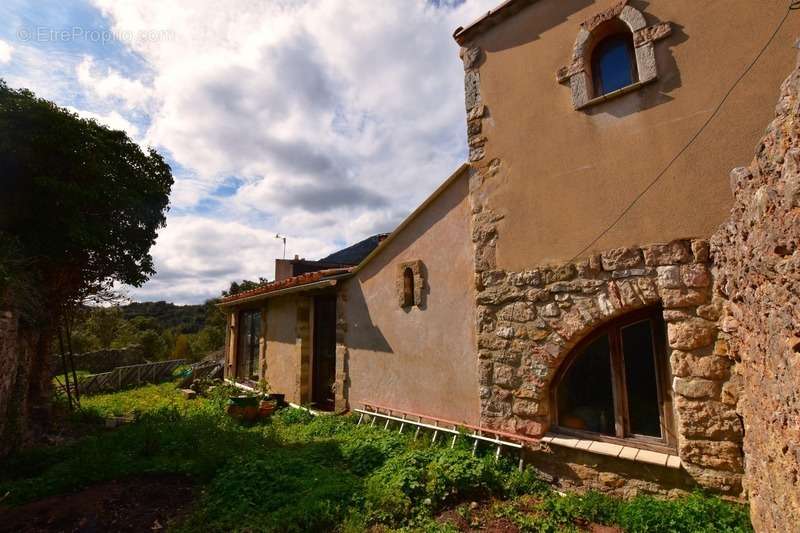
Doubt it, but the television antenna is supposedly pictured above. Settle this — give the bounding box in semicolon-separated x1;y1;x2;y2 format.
275;234;286;259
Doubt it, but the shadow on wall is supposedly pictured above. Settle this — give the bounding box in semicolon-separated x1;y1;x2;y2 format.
525;444;697;495
477;0;686;118
585;6;688;118
344;281;393;354
476;0;593;52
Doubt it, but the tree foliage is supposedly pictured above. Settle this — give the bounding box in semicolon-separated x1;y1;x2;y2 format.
0;80;173;305
222;278;268;298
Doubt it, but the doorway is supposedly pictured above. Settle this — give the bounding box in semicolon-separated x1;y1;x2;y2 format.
312;295;337;411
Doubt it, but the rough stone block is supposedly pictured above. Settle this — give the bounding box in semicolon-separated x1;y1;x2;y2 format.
679;439;743;471
674;397;743;440
661;288;709;308
512;399;541;418
656;265;682;289
642;241;692;266
681;264;711;288
601;247;644;270
673;377;721;399
668;319;716;350
670;350;731;380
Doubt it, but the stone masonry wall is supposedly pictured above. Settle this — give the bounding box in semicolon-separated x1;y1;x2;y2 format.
711;53;800;530
471;240;744;494
462;44;743;495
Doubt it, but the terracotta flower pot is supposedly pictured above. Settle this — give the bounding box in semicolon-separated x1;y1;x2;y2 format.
259;399;277;418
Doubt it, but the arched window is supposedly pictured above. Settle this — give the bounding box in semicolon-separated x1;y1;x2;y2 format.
591;32;638;97
553;307;673;448
402;267;415;307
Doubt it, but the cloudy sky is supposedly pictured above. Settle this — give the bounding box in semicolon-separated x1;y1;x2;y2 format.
1;0;497;303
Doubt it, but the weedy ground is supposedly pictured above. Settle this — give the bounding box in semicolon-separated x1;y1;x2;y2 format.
0;382;753;532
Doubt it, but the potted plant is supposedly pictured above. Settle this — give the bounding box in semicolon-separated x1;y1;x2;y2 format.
227;381;261;420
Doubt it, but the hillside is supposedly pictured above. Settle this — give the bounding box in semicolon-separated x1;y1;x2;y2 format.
121;301;209;334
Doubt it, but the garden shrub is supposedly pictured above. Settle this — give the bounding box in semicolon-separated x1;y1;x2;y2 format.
425;449;494;504
180;447;360;533
364;449;432;524
502;464;551;498
616;491;753;533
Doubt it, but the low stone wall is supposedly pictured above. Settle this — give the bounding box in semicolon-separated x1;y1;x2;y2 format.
711;53;800;531
472;239;743;495
52;344;145;376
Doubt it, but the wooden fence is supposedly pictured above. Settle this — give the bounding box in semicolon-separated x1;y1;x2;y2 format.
71;359;187;396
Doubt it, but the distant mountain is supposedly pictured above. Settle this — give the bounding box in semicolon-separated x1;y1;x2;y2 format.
121;301;209;333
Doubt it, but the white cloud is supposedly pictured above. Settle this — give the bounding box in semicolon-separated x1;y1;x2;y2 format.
76;55;153;110
0;40;12;64
82;0;499;302
127;215;338;304
65;106;140;139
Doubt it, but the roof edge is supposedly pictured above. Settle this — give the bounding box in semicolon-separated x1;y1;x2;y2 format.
351;162;470;275
453;0;539;45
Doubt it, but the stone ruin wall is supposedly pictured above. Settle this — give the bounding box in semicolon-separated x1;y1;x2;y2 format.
461;45;745;496
711;53;800;531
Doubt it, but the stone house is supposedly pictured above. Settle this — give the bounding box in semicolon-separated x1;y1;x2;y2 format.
220;0;800;497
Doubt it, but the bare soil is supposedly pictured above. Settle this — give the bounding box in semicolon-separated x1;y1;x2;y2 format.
0;475;195;533
434;497;624;533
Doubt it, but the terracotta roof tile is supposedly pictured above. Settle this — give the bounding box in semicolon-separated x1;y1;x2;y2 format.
219;267;352;305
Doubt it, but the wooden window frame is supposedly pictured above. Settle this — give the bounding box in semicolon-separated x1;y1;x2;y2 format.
550;307;676;454
590;31;639;98
236;308;262;384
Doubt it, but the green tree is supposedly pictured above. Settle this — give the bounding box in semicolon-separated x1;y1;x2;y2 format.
0;80;172;437
172;334;193;361
222;278;268;297
83;306;130;350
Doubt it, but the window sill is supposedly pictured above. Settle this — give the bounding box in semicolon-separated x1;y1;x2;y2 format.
542;433;681;469
575;78;656;111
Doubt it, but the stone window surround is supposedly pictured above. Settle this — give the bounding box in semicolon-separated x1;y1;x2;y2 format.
473;239;744;493
396;260;424;308
550;306;676;453
556;0;672;110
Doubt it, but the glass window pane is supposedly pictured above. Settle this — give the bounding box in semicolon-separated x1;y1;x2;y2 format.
247;311;260;380
557;334;616;436
595;36;634;95
621;319;662;437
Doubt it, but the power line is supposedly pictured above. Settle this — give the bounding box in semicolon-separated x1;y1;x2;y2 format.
567;2;798;263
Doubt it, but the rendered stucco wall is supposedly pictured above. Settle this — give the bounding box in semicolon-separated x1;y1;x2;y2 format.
461;0;800;270
264;296;303;404
342;169;480;424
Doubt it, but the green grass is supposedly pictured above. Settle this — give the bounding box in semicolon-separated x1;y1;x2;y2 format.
0;383;753;532
51;369;92;386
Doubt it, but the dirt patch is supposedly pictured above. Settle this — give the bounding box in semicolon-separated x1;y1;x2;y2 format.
435;498;623;533
0;475;195;532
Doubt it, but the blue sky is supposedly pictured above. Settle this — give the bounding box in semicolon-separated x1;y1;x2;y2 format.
1;0;497;303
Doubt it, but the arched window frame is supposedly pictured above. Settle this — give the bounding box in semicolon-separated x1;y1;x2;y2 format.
396;260;424;308
556;1;672;110
590;28;639;97
550;306;676;452
402;267;415;307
